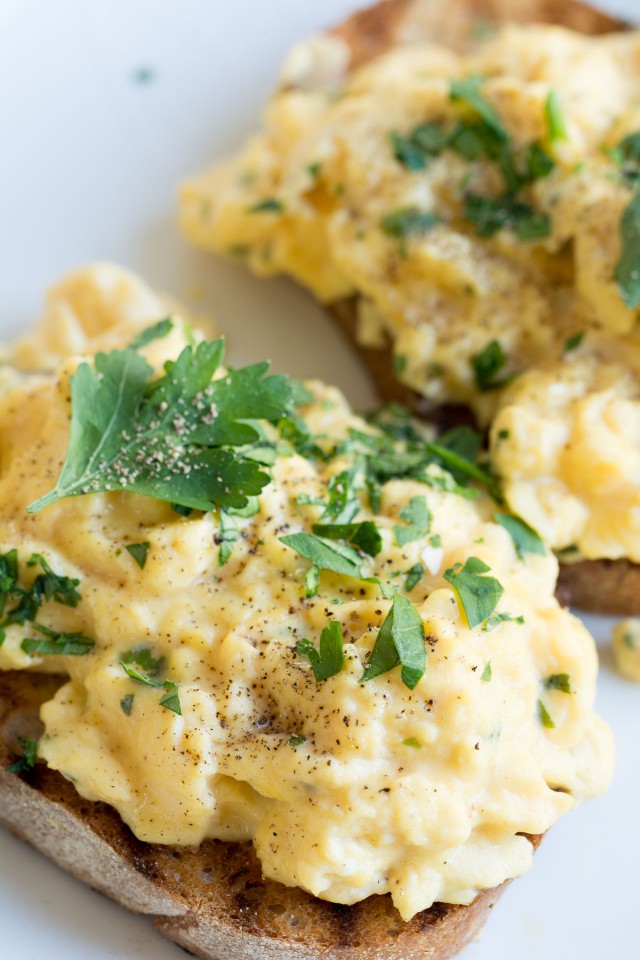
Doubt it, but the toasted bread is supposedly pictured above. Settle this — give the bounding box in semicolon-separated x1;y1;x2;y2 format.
0;670;540;960
323;0;636;616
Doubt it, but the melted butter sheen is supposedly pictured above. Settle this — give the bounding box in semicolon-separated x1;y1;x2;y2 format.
0;266;613;921
180;24;640;561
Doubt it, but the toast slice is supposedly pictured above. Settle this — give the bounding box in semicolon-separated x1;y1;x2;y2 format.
0;670;537;960
320;0;634;615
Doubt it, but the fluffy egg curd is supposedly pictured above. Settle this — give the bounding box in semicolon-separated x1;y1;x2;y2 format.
180;21;640;562
0;265;612;921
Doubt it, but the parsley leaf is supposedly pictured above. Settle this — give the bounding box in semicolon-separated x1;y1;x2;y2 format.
158;681;182;715
5;736;38;775
537;699;555;729
564;331;585;353
217;510;241;566
483;611;525;631
544;673;572;694
390;123;449;170
124;541;150;569
28;339;293;515
320;468;361;523
545;91;567;143
402;736;422;748
120;655;181;715
361;593;426;690
311;521;381;557
612;131;640;188
450;77;508;143
120;694;134;716
443;557;504;628
481;661;492;682
21;623;94;656
296;620;345;681
380;207;440;239
494;513;546;558
393;496;432;546
248;197;285;213
288;734;307;747
121;646;165;677
280;532;362;580
615;189;640;309
404;563;424;592
464;194;550;240
130;318;174;350
472;340;510;391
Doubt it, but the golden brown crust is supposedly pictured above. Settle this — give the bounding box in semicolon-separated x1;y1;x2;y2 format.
557;559;640;615
0;670;536;960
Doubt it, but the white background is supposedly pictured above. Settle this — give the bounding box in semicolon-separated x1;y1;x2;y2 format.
0;1;638;958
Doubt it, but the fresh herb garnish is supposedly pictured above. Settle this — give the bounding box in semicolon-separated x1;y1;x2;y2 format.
217;510;241;566
288;734;307;747
120;655;181;715
464;193;550;240
380;207;440;239
121;646;165;677
402;737;422;749
390;123;449;170
393;496;432;546
5;737;38;775
21;623;94;656
544;673;572;694
443;557;504;628
615;190;640;309
130;318;174;350
545;91;567;143
120;694;134;716
450;77;508;143
483;611;525;631
311;521;382;557
404;563;424;592
494;513;546;558
124;541;150;569
280;532;362;581
611;131;640;187
296;620;345;682
481;661;492;682
564;331;585;353
248;197;284;214
472;340;511;391
537;699;555;729
28;338;293;515
361;593;426;690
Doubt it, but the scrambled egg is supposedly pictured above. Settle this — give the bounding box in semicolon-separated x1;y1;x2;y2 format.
0;265;612;920
180;23;640;561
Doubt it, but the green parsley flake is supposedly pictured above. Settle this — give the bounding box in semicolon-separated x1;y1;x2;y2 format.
544;673;573;694
380;207;440;239
248;197;284;214
464;194;550;241
537;699;556;729
120;694;134;716
443;557;504;629
450;77;508;144
124;541;150;569
404;563;424;592
494;513;546;559
288;734;307;747
481;661;492;682
483;611;525;632
615;189;640;309
393;496;432;546
296;620;345;682
472;340;510;391
120;658;182;716
5;736;38;775
545;91;568;143
564;331;585;353
311;521;382;557
21;624;94;656
402;737;422;749
280;532;362;580
361;593;426;690
130;318;174;350
28;337;293;515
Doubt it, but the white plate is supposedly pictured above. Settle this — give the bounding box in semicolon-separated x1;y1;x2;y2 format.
0;1;638;957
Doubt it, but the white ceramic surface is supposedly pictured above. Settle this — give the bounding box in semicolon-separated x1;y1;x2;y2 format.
0;1;638;957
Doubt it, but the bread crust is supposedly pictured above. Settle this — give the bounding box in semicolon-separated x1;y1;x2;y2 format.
0;670;536;960
326;0;637;614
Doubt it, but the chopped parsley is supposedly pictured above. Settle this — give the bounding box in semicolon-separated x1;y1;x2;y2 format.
124;541;150;569
404;563;424;592
464;194;550;240
5;737;38;776
21;624;94;656
564;331;585;353
393;496;432;546
130;318;174;350
615;189;640;309
611;131;640;188
494;513;546;558
120;694;134;716
544;673;572;694
545;91;567;143
481;661;492;682
280;532;362;584
288;734;307;747
248;197;285;214
483;611;525;632
443;557;504;629
28;336;294;515
471;340;512;391
380;207;440;239
311;521;381;557
402;737;422;749
389;123;449;170
120;653;181;716
537;699;555;729
361;593;426;690
296;620;345;682
450;76;508;144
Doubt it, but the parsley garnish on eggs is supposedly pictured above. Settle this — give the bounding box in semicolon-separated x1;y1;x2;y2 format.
28;338;294;515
